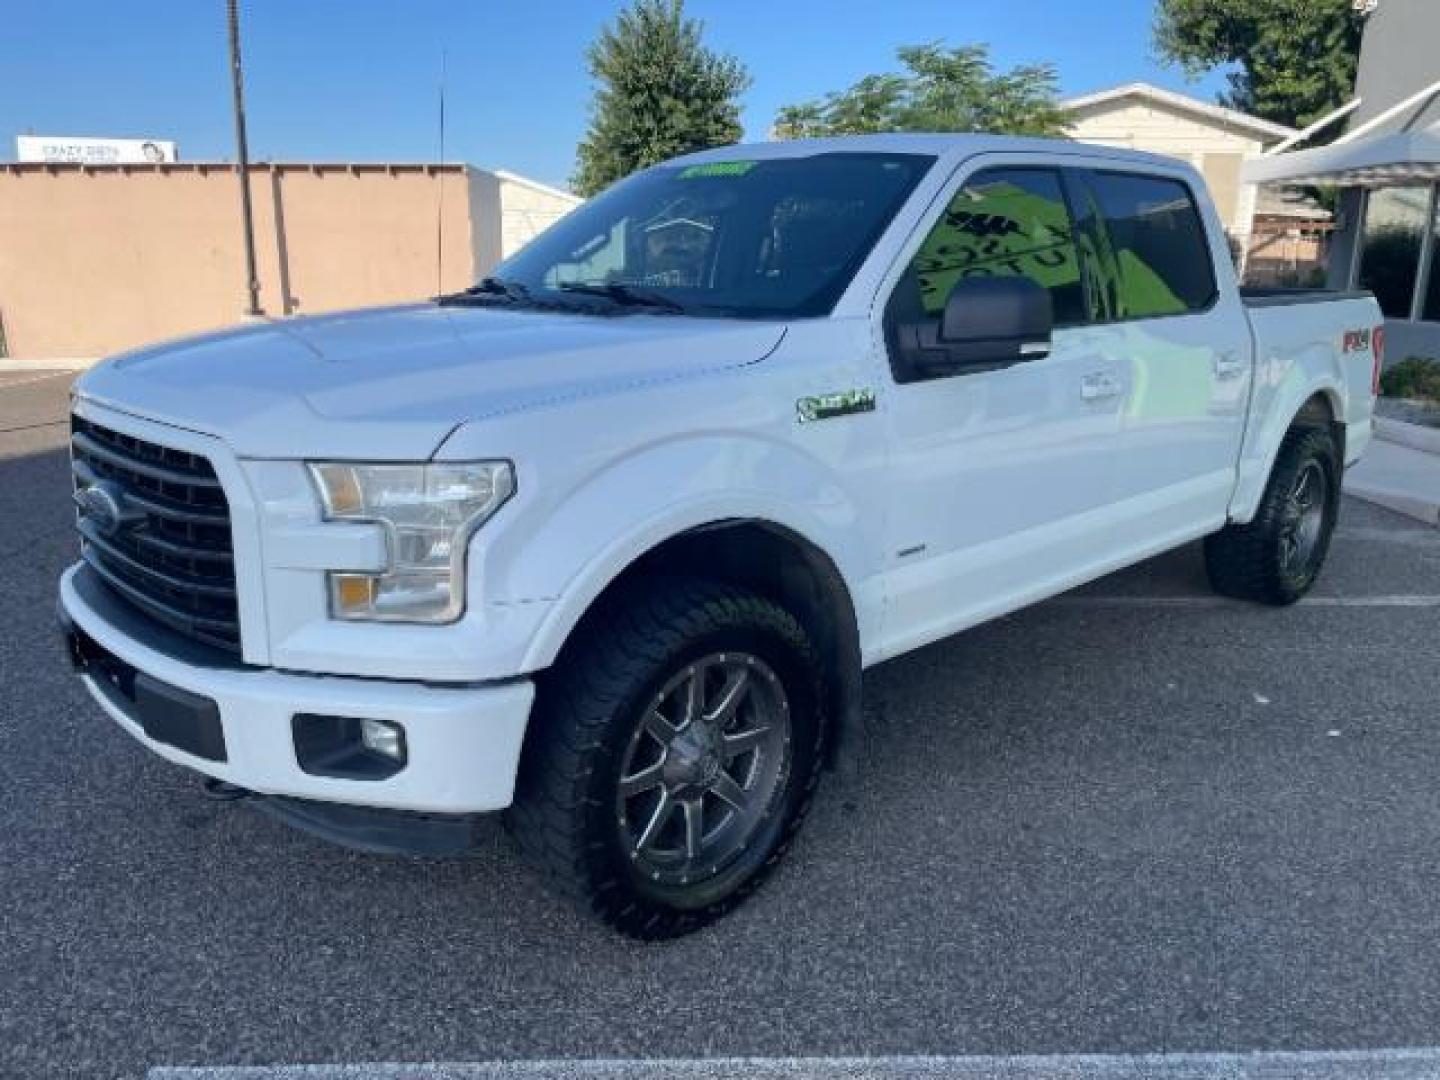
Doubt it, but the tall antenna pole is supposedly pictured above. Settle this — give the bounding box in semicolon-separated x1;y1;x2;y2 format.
436;49;447;296
227;0;264;318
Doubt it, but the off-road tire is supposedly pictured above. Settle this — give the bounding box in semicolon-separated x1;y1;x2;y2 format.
1204;425;1340;605
505;577;827;939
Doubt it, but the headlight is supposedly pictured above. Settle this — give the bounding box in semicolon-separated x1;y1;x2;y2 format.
308;462;514;623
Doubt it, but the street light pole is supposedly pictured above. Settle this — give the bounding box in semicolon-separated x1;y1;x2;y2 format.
226;0;263;318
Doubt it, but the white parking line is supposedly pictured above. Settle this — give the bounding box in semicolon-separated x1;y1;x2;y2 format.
146;1049;1440;1079
1300;595;1440;607
1059;594;1440;608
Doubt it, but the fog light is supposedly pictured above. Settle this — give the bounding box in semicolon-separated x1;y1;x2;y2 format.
360;717;406;761
293;714;408;779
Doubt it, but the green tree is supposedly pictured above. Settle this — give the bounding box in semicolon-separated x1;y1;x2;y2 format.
1154;0;1366;129
573;0;750;196
773;43;1068;139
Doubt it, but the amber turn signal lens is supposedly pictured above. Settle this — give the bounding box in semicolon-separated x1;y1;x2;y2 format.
332;574;377;614
312;464;364;515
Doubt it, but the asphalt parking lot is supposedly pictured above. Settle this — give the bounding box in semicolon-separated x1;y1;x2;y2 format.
4;369;1440;1079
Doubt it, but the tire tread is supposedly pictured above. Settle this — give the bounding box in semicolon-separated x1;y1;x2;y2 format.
505;576;825;939
1204;425;1338;605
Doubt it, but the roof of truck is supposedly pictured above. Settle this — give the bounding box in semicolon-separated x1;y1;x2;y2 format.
672;133;1195;173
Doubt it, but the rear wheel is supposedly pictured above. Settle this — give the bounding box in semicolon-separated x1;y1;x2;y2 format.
506;577;826;939
1204;425;1339;605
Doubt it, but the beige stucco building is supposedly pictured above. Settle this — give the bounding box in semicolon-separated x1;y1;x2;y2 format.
1062;82;1298;239
0;161;579;360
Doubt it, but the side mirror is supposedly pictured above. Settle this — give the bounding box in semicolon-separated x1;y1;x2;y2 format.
939;276;1053;366
890;276;1053;382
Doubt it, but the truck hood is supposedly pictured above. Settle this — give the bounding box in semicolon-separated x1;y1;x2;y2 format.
76;303;786;460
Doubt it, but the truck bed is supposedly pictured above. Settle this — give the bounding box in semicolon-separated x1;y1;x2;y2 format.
1241;287;1375;309
1240;289;1381;474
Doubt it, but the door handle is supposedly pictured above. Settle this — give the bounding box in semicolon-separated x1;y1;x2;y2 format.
1214;353;1247;380
1080;372;1122;401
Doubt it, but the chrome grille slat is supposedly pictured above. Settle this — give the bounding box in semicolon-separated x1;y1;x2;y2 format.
128;528;234;566
71;416;241;655
80;549;242;644
75;458;230;527
71;431;223;491
78;520;236;599
72;416;215;477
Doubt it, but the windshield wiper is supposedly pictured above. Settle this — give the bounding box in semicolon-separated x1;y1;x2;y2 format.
556;282;687;314
441;277;687;315
437;276;535;306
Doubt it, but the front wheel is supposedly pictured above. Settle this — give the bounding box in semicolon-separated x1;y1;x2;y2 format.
506;578;826;939
1204;425;1340;605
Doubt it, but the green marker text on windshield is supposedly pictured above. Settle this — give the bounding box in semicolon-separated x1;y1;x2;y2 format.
679;161;759;179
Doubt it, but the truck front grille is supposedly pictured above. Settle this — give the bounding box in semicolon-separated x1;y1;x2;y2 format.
70;415;241;655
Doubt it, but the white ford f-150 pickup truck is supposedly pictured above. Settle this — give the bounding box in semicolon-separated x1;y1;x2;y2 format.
59;134;1382;937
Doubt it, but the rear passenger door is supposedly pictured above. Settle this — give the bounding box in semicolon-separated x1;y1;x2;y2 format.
1064;168;1251;534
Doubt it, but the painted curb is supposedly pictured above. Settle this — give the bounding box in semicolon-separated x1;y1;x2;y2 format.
0;357;97;372
1344;476;1440;527
1375;416;1440;457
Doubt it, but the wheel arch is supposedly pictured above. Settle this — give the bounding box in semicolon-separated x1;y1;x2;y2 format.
527;518;864;768
1294;389;1346;463
1229;383;1346;525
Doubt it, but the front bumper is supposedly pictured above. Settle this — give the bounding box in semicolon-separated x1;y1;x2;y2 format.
59;564;534;814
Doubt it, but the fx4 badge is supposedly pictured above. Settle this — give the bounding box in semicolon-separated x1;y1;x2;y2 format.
1342;327;1373;353
796;388;876;423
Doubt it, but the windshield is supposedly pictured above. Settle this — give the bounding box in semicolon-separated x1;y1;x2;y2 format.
477;152;935;319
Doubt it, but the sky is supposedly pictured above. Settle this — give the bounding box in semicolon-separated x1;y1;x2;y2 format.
0;0;1230;190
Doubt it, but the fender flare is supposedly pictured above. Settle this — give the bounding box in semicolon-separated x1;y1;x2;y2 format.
1229;376;1346;524
516;494;866;673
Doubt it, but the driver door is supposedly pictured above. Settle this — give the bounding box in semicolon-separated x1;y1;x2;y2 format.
876;162;1126;659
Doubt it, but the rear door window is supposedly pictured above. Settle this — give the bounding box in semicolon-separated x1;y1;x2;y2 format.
1070;171;1217;321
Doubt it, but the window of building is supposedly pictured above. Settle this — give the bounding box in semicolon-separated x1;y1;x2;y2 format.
894;167;1085;327
1073;172;1218;319
1358;186;1431;319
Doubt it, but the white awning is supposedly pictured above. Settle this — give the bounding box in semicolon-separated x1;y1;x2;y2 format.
1243;129;1440;188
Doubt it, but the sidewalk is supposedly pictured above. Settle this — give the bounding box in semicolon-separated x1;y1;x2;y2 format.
1346;422;1440;526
